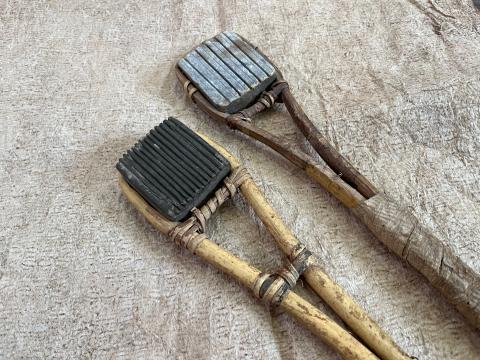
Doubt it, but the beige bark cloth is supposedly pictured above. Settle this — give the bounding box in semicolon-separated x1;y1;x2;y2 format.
1;1;479;359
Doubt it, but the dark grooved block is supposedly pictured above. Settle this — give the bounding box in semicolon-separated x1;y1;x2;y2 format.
117;117;231;221
178;31;278;114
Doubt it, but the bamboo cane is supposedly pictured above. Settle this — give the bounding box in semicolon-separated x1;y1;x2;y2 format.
203;135;410;360
280;88;480;329
176;66;480;329
282;88;378;199
119;175;378;360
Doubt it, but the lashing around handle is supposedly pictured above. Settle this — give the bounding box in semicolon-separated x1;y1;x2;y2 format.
119;174;378;360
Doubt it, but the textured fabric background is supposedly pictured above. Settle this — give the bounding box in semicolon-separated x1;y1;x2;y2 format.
1;1;479;359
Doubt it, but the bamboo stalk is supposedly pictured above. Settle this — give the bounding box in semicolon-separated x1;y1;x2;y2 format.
119;175;378;360
202;137;410;360
176;43;480;329
282;88;378;199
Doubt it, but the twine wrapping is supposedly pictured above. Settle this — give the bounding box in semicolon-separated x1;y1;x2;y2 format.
168;167;251;252
168;166;315;309
254;245;315;308
253;273;290;308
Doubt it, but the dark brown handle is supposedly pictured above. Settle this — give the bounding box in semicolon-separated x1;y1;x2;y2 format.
230;118;365;208
352;193;480;329
282;88;378;199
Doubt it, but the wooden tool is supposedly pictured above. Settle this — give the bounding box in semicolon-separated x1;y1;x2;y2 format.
117;118;407;359
175;31;480;329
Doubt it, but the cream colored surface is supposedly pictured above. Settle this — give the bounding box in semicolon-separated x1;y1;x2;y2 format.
1;1;480;359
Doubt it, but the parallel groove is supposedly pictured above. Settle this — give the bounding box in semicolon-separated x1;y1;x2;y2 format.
215;32;268;80
116;117;231;221
195;45;250;94
150;126;212;182
172;121;222;160
146;131;210;184
135;146;194;196
178;58;228;107
163;122;220;173
185;52;239;101
119;156;182;212
178;32;277;113
183;58;232;104
213;35;264;82
128;149;186;204
204;39;259;88
224;31;275;75
139;141;199;193
142;135;208;186
158;125;217;176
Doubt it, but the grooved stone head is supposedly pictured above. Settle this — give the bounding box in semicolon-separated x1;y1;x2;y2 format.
116;117;231;221
178;31;278;114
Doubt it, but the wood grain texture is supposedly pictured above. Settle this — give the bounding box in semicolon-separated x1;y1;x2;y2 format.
1;0;480;359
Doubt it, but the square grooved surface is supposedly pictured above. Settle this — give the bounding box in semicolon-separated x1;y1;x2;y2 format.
178;31;277;113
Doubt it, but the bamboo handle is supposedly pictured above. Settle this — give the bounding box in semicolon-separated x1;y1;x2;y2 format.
304;162;364;208
120;176;377;359
239;178;410;360
196;241;378;360
281;291;378;360
281;88;378;199
228;118;365;209
200;140;409;360
352;193;480;329
302;267;409;360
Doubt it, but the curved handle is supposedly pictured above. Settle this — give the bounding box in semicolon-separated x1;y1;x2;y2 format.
120;176;377;359
281;88;378;199
352;193;480;328
199;136;409;359
238;176;409;360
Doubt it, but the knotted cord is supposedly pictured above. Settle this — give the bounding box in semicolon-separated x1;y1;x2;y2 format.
168;166;314;308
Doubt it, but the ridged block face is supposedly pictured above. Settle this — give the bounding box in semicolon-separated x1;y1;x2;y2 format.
178;31;278;113
116;117;231;221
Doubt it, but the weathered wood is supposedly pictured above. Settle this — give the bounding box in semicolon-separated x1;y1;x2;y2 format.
352;194;480;329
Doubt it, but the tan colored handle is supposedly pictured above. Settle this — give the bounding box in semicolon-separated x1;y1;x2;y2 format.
196;241;378;360
240;178;409;360
120;176;377;360
281;291;378;360
201;139;409;360
352;193;480;329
